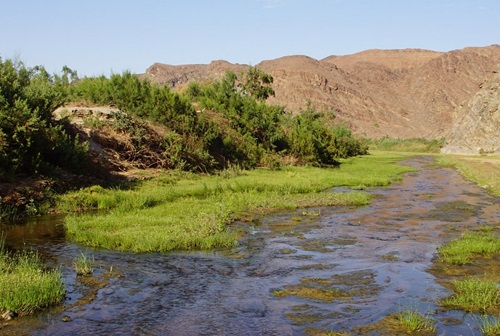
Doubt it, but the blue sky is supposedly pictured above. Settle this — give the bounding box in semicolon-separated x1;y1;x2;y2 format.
1;0;498;76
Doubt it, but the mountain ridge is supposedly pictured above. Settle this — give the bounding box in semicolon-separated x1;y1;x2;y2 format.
140;45;500;148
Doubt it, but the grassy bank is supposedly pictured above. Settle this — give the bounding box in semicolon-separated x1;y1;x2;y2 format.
0;240;65;316
436;155;500;196
59;153;415;252
434;226;500;332
367;137;444;153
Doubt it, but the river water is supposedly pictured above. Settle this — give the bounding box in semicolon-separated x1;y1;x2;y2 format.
1;156;499;335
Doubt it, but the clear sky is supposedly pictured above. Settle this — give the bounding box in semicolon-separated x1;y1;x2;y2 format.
1;0;498;77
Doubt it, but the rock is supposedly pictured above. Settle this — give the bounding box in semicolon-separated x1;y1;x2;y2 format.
442;66;500;155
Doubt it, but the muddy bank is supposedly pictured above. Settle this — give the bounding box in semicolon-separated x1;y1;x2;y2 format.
1;156;499;335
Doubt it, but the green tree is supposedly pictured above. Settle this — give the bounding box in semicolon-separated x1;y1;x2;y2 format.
0;57;88;176
240;66;275;101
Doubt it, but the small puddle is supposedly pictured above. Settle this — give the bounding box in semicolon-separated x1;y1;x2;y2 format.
1;156;499;335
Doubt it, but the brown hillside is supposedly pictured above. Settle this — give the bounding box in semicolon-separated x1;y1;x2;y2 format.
322;48;443;73
442;65;500;155
140;45;500;140
139;60;248;87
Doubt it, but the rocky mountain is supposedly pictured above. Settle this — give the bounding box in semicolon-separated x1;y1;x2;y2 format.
138;60;248;87
441;66;500;155
140;45;500;143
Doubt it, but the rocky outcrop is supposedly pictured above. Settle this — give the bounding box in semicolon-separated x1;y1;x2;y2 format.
441;67;500;155
139;60;248;87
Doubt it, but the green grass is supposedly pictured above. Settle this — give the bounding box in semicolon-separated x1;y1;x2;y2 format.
436;155;500;196
440;277;500;314
74;252;94;276
0;240;65;315
59;152;415;252
438;231;500;265
478;315;500;336
398;308;436;333
367;137;444;153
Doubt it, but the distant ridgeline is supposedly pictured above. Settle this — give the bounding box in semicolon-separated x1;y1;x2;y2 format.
141;45;500;148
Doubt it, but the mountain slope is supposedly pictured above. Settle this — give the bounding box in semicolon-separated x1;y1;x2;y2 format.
441;66;500;154
140;45;500;140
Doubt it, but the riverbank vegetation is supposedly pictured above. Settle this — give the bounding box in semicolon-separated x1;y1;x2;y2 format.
60;153;414;252
434;226;500;333
365;137;444;153
0;239;65;316
1;57;369;220
438;228;500;265
397;307;436;334
436;155;500;196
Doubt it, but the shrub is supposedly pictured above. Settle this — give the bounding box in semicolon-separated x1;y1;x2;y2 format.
0;57;89;176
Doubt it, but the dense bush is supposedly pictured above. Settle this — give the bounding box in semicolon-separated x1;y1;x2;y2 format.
0;58;88;177
187;69;367;168
1;57;368;177
185;69;288;168
72;72;197;132
285;105;368;165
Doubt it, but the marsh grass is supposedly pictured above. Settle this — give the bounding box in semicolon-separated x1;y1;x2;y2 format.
0;239;65;315
60;153;415;252
74;252;94;276
440;277;500;314
398;307;436;333
438;231;500;265
478;315;500;336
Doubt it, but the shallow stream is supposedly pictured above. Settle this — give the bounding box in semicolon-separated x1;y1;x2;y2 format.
1;156;499;335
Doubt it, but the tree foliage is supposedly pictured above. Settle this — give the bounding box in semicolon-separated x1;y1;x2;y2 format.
286;106;367;165
0;58;88;177
1;57;367;178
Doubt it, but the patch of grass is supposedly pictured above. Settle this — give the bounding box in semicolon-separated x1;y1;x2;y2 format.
303;327;352;336
367;137;444;153
440;277;500;314
381;252;400;261
0;239;65;315
285;304;344;327
273;286;343;302
478;315;500;336
354;312;437;336
74;252;94;276
436;155;500;196
438;231;500;265
398;308;436;333
273;277;347;302
59;153;415;252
